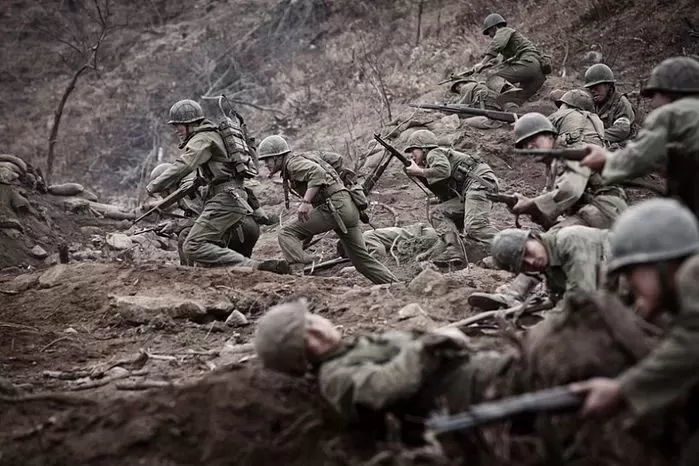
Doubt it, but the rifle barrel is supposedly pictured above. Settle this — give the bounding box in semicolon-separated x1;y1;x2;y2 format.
409;104;518;123
513;148;591;161
426;387;583;434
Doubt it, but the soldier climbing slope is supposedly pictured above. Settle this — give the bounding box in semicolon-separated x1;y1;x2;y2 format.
581;56;699;218
403;129;499;266
258;135;396;284
583;64;637;147
572;199;699;466
471;13;550;108
146;99;287;273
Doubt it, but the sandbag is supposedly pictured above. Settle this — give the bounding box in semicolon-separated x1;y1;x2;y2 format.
78;189;98;202
0;154;27;174
49;182;85;196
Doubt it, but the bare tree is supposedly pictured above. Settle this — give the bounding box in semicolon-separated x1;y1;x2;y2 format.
39;0;114;182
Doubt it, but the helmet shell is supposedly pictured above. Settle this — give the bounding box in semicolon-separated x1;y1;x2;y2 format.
168;99;204;125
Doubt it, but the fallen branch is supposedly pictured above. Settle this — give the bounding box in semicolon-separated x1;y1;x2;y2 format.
40;336;74;353
442;300;554;329
71;369;148;391
0;392;97;405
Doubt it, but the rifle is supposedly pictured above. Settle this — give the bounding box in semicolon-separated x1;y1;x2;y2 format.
410;104;520;123
134;177;206;224
437;62;495;85
303;257;351;275
425;386;583;435
486;192;521;227
513;147;591;162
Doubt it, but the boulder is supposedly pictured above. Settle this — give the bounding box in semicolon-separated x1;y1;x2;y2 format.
29;245;48;259
106;233;133;251
111;295;209;324
408;267;450;296
38;264;69;288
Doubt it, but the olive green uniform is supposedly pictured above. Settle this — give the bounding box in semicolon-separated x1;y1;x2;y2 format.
595;89;636;146
279;151;396;284
318;330;513;422
537;226;610;301
484;27;546;105
452;81;501;109
421;147;499;246
602;95;699;186
362;223;438;258
147;120;257;267
619;254;699;464
548;107;605;148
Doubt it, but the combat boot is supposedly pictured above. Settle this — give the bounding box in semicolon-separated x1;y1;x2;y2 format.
256;259;291;275
467;274;539;310
431;246;467;267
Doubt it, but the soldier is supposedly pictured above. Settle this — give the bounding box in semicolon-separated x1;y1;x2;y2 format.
482;226;610;308
571;199;699;466
583;64;637;147
257;135;397;284
362;223;439;259
254;299;515;426
506;113;627;231
472;13;549;107
146;99;287;273
403;129;499;266
581;56;699;218
449;79;506;129
549;89;605;148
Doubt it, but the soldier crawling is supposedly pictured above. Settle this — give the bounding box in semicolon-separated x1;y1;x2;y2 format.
146;99;287;272
403;129;499;266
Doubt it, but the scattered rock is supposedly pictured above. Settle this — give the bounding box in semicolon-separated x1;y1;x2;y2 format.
44;253;59;266
38;264;69;288
397;302;426;320
78;189;98;202
8;273;39;292
29;245;48;259
225;310;249;327
106;233;133;251
64;327;78;334
408;267;450;296
438;114;461;130
111;295;209;324
48;182;84;196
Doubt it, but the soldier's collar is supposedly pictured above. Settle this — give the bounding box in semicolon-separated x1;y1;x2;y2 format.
539;232;561;267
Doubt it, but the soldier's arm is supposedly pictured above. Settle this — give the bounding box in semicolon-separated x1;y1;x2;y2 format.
482;27;513;61
423;150;451;184
602;106;669;183
604;98;635;143
318;340;432;422
531;161;590;224
619;256;699;417
148;136;213;193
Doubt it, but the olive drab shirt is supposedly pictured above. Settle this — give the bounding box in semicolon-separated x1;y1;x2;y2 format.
422;147;497;201
282;151;347;205
548;108;605;148
484;27;541;66
317;330;511;422
620;254;699;417
454;81;501;110
148;120;236;194
602;96;699;182
538;226;611;300
596;90;636;144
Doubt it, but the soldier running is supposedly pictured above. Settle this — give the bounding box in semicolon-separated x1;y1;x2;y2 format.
258;135;396;284
146;100;287;272
583;64;637;147
572;199;699;466
403;129;499;266
581;56;699;218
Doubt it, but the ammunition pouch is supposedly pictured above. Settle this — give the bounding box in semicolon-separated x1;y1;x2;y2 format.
218;117;258;178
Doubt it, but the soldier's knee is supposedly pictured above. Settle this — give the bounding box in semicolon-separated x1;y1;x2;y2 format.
182;236;204;260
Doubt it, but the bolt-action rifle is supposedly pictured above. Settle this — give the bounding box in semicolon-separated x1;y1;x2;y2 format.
365;134;420;194
134;177;206;224
486;192;521;227
410;103;521;123
425;386;583;435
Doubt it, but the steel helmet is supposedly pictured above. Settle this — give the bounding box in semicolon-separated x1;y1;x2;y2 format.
168;99;204;125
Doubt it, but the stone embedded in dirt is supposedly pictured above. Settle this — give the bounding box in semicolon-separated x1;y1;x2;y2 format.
64;327;78;334
397;302;426;320
29;245;48;259
48;182;85;196
408;267;450;296
111;295;209;324
106;233;133;250
38;264;69;288
439;114;461;130
78;189;98;202
225;310;249;327
7;273;39;292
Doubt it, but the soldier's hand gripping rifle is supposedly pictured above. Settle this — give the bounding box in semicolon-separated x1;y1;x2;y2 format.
410;104;521;123
438;62;495;85
367;134;424;193
134;177;206;224
425;386;583;435
486;192;521;227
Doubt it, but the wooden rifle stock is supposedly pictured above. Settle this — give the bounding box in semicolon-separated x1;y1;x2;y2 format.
410;103;520;123
514;147;591;161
